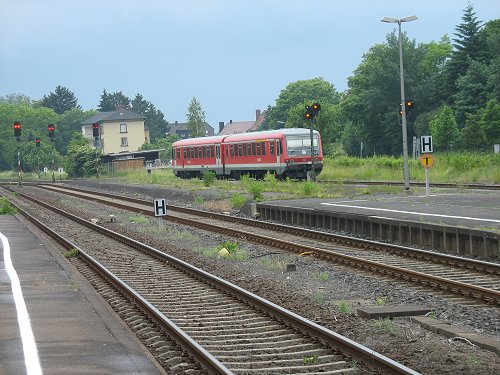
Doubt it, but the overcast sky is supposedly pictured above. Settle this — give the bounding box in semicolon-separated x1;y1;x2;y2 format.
1;0;498;130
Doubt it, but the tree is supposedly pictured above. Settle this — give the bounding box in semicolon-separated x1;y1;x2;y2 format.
98;89;130;111
0;93;33;105
40;85;81;114
56;108;98;154
429;106;460;152
186;97;206;137
65;132;102;177
263;78;340;130
441;3;484;102
131;94;169;142
453;60;493;126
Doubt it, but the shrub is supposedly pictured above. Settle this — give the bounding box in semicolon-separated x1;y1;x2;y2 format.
217;240;238;254
203;171;216;187
0;197;16;215
303;181;319;196
64;248;79;258
231;193;247;209
248;181;264;200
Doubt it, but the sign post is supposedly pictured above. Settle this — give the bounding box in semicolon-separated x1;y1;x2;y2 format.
419;154;434;196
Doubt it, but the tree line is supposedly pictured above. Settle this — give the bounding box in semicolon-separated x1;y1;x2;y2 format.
0;4;498;176
263;4;499;156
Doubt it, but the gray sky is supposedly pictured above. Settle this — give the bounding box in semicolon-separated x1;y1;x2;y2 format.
1;0;499;130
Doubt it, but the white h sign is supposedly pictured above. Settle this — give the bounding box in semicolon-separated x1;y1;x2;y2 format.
420;136;433;153
154;198;167;217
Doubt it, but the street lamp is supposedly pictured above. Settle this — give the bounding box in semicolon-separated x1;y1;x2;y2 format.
382;15;417;191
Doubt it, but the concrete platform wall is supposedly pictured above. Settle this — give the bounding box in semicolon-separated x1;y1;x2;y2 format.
256;204;499;259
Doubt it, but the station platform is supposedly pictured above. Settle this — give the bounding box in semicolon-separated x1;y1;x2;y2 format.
0;215;162;374
257;190;500;259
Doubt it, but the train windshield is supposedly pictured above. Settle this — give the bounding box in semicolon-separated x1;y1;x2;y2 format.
285;135;319;151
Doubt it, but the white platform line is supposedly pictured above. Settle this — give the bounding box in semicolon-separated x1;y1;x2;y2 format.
320;203;500;224
1;232;43;375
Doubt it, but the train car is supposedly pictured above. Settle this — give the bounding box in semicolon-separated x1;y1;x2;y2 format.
171;128;323;180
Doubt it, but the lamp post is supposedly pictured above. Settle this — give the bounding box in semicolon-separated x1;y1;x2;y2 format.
381;15;417;192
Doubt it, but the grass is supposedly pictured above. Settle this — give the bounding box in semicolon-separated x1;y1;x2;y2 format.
311;291;325;304
260;258;288;273
333;300;352;314
375;297;387;306
0;197;16;215
128;215;149;224
64;248;79;258
311;271;330;282
77;152;499;205
303;355;319;365
373;318;400;336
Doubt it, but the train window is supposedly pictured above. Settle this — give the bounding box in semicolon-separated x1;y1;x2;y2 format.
190;148;195;159
243;143;247;156
183;148;187;159
211;146;214;158
270;141;275;155
252;143;256;156
256;143;261;156
262;143;266;156
177;149;181;159
230;145;234;157
225;146;228;158
277;140;282;155
238;144;243;157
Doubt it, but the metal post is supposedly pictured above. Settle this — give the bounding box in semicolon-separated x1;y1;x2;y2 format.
398;21;410;191
309;121;316;182
52;148;55;183
425;167;430;197
17;146;22;186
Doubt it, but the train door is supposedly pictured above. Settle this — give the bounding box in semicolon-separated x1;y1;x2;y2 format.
215;145;222;176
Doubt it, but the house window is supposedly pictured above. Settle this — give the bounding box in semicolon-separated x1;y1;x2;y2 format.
121;137;128;147
120;123;127;133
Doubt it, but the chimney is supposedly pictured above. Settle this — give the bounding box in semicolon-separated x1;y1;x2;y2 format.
256;109;261;120
230;120;233;124
219;121;225;133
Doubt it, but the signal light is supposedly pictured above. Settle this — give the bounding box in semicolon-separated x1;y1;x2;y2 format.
35;138;41;147
48;123;55;141
92;123;100;139
305;102;321;120
399;100;415;116
14;121;22;140
406;99;415;113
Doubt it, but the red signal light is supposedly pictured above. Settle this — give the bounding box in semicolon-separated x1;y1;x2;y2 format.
14;121;22;139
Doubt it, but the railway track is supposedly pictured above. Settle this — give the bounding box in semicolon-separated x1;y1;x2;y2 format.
18;184;500;305
3;187;419;374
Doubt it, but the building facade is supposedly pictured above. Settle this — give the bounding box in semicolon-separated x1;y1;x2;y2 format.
81;109;149;155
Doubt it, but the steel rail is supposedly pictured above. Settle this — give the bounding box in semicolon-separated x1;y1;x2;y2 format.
28;184;500;304
8;200;233;375
5;187;420;375
38;184;500;276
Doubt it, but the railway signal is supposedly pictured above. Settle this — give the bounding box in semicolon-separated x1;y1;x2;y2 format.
399;100;415;116
14;121;22;140
48;123;55;141
305;102;321;120
92;123;99;139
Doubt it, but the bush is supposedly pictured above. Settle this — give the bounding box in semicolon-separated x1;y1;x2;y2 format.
0;197;16;215
248;181;264;200
303;181;319;196
231;193;247;209
203;171;216;187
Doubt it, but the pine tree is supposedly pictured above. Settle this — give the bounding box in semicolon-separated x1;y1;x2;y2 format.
98;90;130;111
40;85;80;114
441;3;484;102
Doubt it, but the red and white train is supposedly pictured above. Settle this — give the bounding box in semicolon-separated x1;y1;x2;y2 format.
171;128;323;180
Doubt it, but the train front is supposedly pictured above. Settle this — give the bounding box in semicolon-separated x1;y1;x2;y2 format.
282;129;323;179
